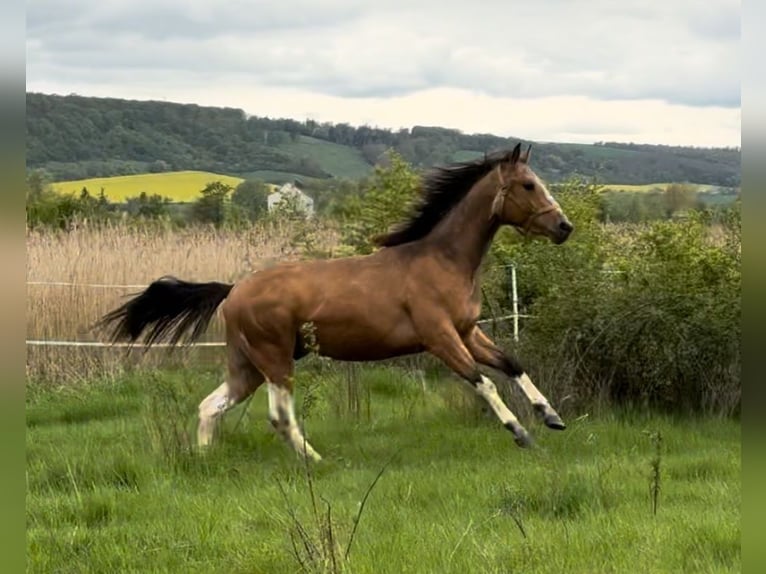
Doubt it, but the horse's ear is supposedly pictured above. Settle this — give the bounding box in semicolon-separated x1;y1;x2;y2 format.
510;143;522;164
522;144;532;163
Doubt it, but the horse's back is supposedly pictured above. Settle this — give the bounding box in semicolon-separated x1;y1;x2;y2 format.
221;250;423;361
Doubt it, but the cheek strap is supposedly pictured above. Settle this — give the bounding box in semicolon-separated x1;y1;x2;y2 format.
491;165;560;235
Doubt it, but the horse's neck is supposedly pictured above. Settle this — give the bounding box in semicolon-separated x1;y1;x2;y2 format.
426;176;500;275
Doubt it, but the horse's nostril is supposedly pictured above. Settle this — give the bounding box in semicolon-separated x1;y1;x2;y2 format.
559;221;573;233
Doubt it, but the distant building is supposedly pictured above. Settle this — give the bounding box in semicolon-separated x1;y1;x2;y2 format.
267;182;314;217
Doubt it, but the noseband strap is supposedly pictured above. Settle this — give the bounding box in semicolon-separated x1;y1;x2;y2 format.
492;165;559;235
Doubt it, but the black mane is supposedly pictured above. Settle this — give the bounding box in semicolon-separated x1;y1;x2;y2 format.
373;150;511;248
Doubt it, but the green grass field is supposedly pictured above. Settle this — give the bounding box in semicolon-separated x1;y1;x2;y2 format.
27;365;740;573
600;183;719;193
51;171;247;202
278;135;373;180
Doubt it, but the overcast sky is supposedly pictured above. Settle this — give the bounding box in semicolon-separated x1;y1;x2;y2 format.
26;0;741;147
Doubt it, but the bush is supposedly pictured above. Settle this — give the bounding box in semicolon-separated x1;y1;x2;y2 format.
124;192;173;219
230;180;269;222
485;187;740;416
26;180;116;229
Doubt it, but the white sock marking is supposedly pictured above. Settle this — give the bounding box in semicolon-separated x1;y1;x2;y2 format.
197;382;233;447
515;373;551;408
476;375;524;430
267;382;322;462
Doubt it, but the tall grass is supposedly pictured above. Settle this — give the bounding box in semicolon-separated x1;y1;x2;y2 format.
26;220;340;382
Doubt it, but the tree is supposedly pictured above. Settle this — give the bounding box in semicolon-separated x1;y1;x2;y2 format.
191;181;233;227
26;170;63;228
125;191;172;219
231;180;270;221
26;181;114;229
361;143;388;165
664;183;698;217
340;151;420;254
26;169;51;199
149;159;170;173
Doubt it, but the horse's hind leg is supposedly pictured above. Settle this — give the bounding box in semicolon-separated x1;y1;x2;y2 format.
197;346;264;448
266;381;322;462
238;337;322;462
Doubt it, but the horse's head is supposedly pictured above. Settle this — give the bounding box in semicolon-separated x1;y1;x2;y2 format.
492;143;573;244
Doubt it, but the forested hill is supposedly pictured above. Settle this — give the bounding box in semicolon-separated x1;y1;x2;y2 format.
26;92;741;187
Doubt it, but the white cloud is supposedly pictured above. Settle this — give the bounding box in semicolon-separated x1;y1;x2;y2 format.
26;0;741;146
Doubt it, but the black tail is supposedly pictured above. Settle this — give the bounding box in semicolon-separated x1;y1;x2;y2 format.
97;276;234;347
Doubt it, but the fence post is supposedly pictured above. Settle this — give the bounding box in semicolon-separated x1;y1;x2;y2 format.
510;264;519;342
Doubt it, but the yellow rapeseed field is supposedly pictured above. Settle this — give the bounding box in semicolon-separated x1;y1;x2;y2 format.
51;171;249;202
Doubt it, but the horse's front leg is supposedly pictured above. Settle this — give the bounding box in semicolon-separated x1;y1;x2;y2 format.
464;326;566;431
419;319;533;447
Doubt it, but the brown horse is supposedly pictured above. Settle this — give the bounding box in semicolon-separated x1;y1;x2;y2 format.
98;143;573;461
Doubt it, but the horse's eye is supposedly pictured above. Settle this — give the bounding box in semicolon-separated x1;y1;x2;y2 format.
523;182;535;191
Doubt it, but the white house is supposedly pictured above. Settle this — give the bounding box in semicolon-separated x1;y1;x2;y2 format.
267;182;315;217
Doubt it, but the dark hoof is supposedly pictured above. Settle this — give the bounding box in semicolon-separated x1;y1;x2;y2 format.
514;431;534;448
505;422;533;448
544;413;566;431
534;403;566;430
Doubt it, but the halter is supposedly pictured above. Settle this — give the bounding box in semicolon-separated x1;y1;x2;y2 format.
491;164;560;235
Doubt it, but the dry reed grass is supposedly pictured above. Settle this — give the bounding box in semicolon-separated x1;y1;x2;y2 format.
26;220;340;382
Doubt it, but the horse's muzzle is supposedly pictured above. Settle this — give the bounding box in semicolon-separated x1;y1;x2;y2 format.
553;220;573;244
